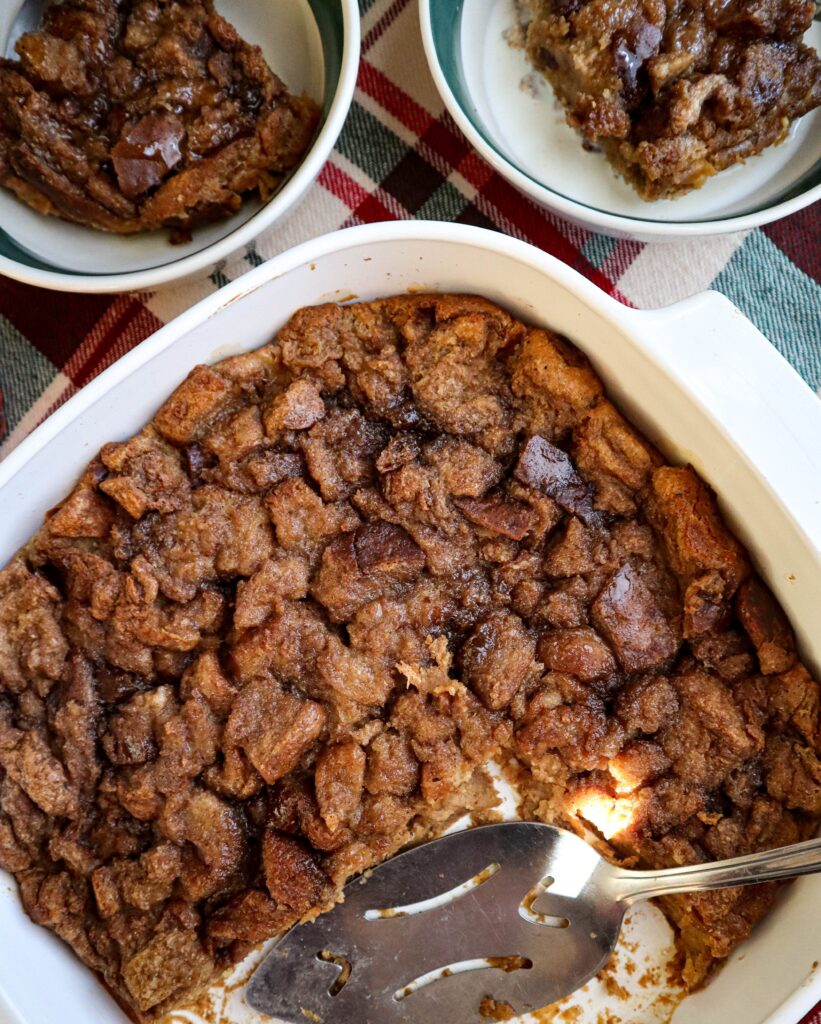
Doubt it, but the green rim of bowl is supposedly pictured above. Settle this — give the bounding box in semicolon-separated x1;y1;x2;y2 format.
428;0;821;226
0;0;344;276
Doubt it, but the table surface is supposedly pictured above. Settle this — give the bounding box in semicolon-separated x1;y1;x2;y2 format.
0;1;819;1021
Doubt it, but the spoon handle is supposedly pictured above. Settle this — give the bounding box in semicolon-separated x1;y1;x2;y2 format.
608;836;821;904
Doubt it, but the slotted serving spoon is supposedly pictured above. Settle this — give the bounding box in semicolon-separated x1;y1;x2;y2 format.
247;822;821;1023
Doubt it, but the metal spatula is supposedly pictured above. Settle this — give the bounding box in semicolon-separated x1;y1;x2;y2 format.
246;822;821;1023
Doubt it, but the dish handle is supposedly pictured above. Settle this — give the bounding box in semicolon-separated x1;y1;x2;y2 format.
622;289;821;547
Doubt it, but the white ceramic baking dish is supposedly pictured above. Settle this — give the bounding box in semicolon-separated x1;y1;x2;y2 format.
0;222;819;1024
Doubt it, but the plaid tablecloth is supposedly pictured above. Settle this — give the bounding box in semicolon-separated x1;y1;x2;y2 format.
1;0;820;458
0;0;819;1018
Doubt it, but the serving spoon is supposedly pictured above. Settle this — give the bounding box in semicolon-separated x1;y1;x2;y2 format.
247;821;821;1023
4;0;47;58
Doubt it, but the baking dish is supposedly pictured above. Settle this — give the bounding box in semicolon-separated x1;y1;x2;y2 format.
0;221;819;1024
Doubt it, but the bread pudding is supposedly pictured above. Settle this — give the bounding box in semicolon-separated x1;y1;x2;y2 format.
520;0;821;199
0;0;319;236
0;294;819;1020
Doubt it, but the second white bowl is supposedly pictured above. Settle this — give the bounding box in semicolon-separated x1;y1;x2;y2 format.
420;0;821;240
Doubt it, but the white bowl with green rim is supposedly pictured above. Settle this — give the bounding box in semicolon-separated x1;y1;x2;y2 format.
0;0;359;292
420;0;821;241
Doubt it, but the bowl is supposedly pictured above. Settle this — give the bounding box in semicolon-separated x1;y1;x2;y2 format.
0;221;820;1024
0;0;360;292
419;0;821;241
